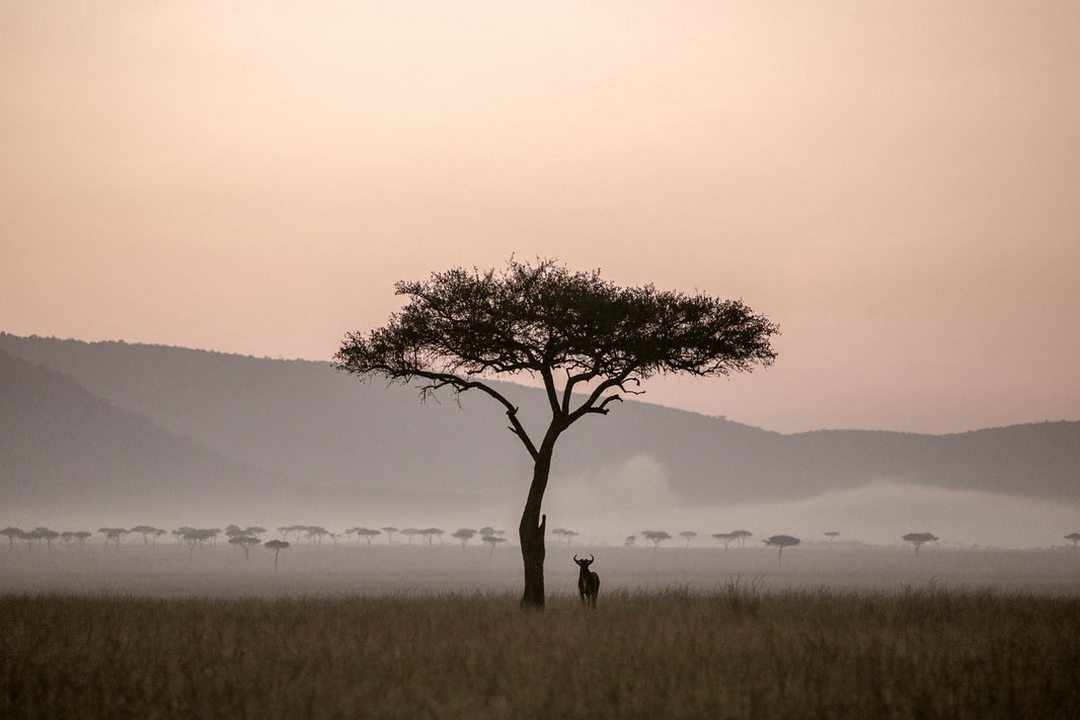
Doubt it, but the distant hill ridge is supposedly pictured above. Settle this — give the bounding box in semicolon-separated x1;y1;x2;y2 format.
2;333;1078;513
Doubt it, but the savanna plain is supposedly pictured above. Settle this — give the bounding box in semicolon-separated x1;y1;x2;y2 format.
3;542;1080;719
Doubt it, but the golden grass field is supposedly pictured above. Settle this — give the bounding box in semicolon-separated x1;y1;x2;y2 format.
2;584;1079;719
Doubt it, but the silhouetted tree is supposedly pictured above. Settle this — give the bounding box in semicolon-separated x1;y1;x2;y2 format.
245;526;267;537
713;532;735;549
336;259;778;609
679;530;698;548
1066;533;1080;551
420;528;444;546
98;528;128;549
479;526;496;537
624;535;636;548
38;528;59;551
642;530;671;550
74;531;91;548
265;539;290;571
764;534;800;565
902;532;939;554
130;525;163;544
229;535;261;560
276;526;291;540
356;528;382;547
401;528;420;545
305;526;329;545
1;527;22;550
452;528;477;549
482;534;507;557
381;527;398;544
730;530;753;549
824;531;840;543
60;531;76;549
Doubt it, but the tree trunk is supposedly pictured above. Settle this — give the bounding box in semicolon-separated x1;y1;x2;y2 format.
519;431;558;610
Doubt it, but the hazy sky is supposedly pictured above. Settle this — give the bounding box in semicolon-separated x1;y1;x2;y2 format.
2;1;1078;433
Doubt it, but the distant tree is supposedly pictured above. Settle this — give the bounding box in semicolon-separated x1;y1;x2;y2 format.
305;526;329;545
207;529;222;545
551;528;568;544
224;524;243;537
245;526;267;537
624;535;637;548
151;528;167;544
401;528;420;545
16;530;37;550
276;526;291;540
229;535;261;560
452;528;477;549
642;530;671;550
1065;533;1080;551
1;527;22;550
38;528;59;551
479;526;496;537
74;531;92;548
174;527;196;546
98;528;128;549
180;528;216;554
824;531;840;543
730;530;753;549
902;532;939;554
264;540;290;571
356;528;382;547
764;535;801;565
482;534;507;557
712;532;735;549
335;259;778;609
130;525;164;544
381;527;399;544
420;528;444;546
679;530;698;548
60;531;76;550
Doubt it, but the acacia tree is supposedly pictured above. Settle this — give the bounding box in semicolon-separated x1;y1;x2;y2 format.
902;532;939;554
381;527;398;544
764;534;801;565
482;534;507;557
1;527;22;550
730;530;753;549
642;530;672;550
1066;532;1080;551
356;528;383;547
713;532;734;549
824;531;840;543
335;259;777;608
679;530;698;548
452;528;477;549
624;535;637;548
264;540;290;571
229;535;261;560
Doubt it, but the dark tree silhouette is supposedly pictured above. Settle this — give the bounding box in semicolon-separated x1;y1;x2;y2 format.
1;527;22;550
713;532;735;549
482;534;507;556
452;528;477;549
401;528;420;545
679;530;698;548
824;531;840;543
642;530;672;550
902;532;939;554
60;531;76;549
764;534;800;565
73;531;92;548
356;528;382;547
730;530;753;549
38;528;59;551
98;528;128;549
420;528;444;546
1066;532;1080;551
624;535;637;548
130;525;162;544
245;526;267;537
264;539;290;571
381;527;398;544
479;526;496;537
336;259;778;608
229;535;261;560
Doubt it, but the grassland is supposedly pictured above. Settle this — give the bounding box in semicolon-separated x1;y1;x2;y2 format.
2;586;1078;719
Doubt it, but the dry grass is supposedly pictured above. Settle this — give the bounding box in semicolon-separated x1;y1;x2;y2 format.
2;585;1079;719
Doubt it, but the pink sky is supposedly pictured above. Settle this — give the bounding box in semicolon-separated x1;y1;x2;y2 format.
2;1;1078;433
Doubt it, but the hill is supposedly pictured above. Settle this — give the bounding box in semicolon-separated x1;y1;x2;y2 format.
2;333;1078;513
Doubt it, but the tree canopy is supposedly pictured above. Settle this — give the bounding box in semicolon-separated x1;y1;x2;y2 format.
335;259;778;460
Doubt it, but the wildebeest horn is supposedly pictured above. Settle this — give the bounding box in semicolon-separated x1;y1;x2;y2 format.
588;553;594;562
573;554;580;562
